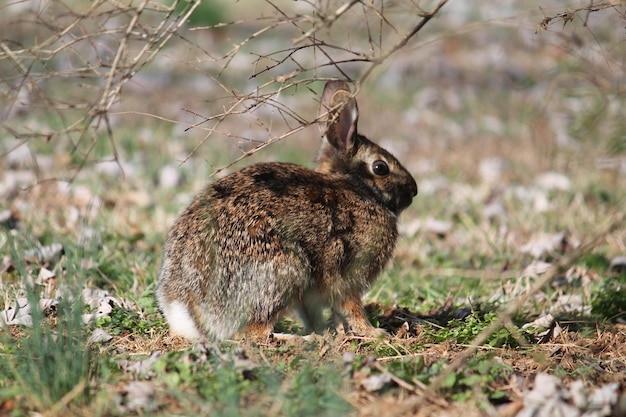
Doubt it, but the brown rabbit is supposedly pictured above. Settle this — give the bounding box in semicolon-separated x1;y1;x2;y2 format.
156;81;417;341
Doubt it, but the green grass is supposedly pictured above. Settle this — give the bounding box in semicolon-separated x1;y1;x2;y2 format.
424;311;519;347
435;354;514;403
3;149;620;416
591;272;626;321
1;132;624;415
175;0;226;27
0;238;90;413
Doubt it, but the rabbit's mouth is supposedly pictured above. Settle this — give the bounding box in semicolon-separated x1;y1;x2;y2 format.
396;181;418;213
397;195;413;212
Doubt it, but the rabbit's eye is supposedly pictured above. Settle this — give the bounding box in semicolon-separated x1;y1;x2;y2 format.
372;160;389;176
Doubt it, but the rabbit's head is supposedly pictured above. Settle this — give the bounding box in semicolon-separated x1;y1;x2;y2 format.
317;81;418;215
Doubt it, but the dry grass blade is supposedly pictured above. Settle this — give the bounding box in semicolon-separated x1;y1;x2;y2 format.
43;378;89;417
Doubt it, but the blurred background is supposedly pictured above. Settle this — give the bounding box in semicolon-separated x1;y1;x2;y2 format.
1;0;624;277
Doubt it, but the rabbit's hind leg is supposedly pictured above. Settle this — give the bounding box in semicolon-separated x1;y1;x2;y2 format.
296;291;326;335
240;321;275;341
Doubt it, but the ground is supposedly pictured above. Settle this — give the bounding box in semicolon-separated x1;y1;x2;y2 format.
0;1;625;416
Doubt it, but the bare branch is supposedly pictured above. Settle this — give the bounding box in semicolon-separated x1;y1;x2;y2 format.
1;0;449;182
535;1;623;33
359;0;449;87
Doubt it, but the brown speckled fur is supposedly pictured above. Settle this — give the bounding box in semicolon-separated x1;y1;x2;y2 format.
156;81;418;341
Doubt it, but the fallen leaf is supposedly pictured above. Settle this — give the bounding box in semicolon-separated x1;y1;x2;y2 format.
88;328;113;345
118;351;161;378
549;294;590;315
520;231;578;258
361;373;392;392
521;314;562;343
24;243;64;263
0;298;32;327
521;261;553;278
609;256;626;274
116;381;158;413
535;171;571;191
81;288;122;323
515;373;619;417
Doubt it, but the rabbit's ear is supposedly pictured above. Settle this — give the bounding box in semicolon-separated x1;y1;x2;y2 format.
319;81;359;151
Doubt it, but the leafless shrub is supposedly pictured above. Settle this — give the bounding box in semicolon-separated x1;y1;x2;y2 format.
0;0;448;181
1;0;202;177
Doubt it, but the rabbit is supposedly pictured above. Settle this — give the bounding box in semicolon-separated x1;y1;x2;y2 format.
156;80;418;341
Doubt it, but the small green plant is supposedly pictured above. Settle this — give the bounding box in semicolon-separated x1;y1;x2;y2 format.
435;355;513;402
281;364;352;417
96;302;167;337
578;252;611;271
148;348;351;417
591;273;626;320
196;365;255;413
427;311;519;348
385;355;427;382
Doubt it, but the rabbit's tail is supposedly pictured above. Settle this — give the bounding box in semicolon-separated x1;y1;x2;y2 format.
158;298;203;340
158;296;242;341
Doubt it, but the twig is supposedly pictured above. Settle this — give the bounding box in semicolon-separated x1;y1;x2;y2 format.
358;0;449;87
535;1;621;33
292;0;362;45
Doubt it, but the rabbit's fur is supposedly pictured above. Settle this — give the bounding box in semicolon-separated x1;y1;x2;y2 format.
156;81;417;341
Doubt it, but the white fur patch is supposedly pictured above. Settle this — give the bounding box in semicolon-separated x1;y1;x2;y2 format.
162;300;202;340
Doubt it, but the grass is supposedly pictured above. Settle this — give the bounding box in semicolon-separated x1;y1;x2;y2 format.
1;239;90;414
0;177;623;416
1;1;626;416
591;273;626;321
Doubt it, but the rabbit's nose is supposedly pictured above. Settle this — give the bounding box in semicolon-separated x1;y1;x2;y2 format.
410;178;418;197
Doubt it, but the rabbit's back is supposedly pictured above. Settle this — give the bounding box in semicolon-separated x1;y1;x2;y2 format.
156;162;398;340
209;163;398;285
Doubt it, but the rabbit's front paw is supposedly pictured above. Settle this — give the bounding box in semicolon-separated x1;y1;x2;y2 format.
346;321;388;339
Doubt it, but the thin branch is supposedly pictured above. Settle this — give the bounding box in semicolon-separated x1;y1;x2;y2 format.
535;1;622;33
292;0;362;45
358;0;449;87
